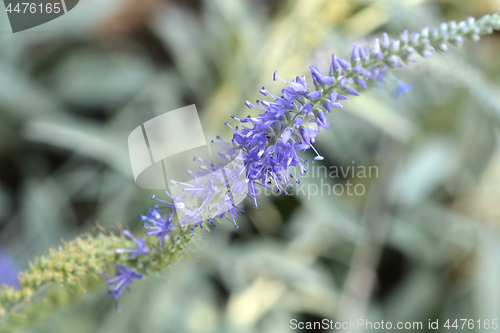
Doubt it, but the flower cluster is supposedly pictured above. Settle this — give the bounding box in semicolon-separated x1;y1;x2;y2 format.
107;265;143;302
105;13;500;301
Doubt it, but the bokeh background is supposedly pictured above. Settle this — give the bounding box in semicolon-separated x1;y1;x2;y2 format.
1;0;500;332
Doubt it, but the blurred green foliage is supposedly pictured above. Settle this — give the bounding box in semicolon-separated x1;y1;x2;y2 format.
1;0;500;332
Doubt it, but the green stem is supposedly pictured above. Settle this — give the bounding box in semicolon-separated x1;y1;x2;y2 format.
0;227;194;330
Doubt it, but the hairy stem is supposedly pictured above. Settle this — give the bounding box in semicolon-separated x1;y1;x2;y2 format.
0;227;194;330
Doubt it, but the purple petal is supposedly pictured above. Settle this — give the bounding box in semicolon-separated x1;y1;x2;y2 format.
337;58;350;69
351;43;360;61
346;87;360;96
281;128;292;143
294;117;304;128
330;91;337;102
307;91;321;99
322;100;332;113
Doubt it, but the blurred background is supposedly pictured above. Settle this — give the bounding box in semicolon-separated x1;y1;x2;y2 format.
1;0;500;332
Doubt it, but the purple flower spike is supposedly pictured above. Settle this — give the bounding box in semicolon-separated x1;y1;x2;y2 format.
115;230;149;259
120;13;500;305
108;265;142;301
